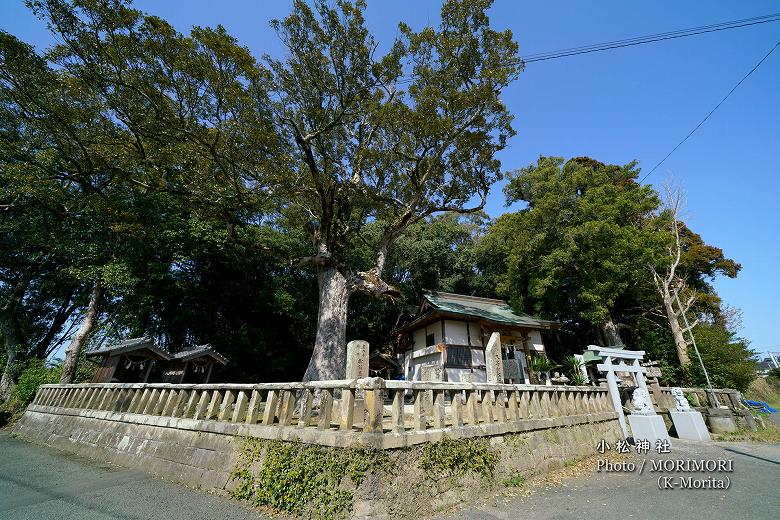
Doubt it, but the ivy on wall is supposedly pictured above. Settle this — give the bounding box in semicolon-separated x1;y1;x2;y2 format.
230;438;391;520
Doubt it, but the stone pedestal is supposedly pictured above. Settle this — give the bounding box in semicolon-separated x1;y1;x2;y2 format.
706;408;738;434
628;414;671;444
670;410;711;441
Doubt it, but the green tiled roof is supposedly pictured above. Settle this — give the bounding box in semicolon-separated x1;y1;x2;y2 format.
423;291;555;329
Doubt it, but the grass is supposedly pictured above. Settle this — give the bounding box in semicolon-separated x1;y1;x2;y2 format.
503;474;526;487
714;424;780;443
744;377;780;411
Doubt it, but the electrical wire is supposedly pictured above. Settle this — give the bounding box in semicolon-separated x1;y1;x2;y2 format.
639;38;780;183
522;13;780;63
386;12;780;86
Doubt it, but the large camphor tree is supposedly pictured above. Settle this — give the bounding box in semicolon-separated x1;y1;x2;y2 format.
269;0;521;380
1;0;520;381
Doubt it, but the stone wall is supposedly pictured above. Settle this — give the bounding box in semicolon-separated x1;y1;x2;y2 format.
14;407;621;518
14;410;237;491
354;420;622;518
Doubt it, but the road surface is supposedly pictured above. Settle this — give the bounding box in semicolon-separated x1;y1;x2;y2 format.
436;439;780;520
0;433;266;520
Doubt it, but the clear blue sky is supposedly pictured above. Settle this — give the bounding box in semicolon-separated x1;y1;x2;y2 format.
2;1;778;356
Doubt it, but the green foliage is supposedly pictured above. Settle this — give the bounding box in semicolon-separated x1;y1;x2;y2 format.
530;356;559;375
687;323;756;392
768;368;780;378
230;439;390;520
503;474;525;487
481;156;663;338
418;437;498;480
0;0;747;390
562;355;585;385
13;359;59;404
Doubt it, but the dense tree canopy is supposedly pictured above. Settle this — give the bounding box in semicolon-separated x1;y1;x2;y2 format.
0;0;755;393
479;156;665;346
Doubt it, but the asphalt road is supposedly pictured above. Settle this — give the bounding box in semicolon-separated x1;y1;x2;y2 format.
0;433;266;520
436;439;780;520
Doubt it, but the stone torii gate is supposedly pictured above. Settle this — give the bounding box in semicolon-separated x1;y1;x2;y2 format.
586;345;653;439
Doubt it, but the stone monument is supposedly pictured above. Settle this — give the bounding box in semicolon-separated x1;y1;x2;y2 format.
347;340;370;406
627;387;671;445
346;340;369;379
485;332;504;384
668;387;711;441
419;364;444;382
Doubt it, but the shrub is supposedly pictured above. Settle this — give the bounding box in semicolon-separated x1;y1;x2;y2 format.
13;359;60;405
687;323;756;392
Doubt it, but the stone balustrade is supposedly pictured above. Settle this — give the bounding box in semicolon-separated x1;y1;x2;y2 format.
29;379;617;449
652;385;743;411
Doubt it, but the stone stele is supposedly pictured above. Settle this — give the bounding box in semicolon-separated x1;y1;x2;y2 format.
485;332;504;384
346;340;369;379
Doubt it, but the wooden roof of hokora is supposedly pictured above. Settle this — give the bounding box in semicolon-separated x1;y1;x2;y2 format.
85;336;172;360
398;291;557;333
172;344;229;365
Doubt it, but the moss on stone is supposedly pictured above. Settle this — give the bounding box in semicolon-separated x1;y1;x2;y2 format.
417;437;498;480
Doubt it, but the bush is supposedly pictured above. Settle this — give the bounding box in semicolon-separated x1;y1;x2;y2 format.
13;359;60;405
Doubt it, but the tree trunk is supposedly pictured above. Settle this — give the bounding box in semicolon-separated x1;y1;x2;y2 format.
600;317;624;347
60;282;103;384
0;347;18;401
0;319;25;401
0;273;33;400
662;295;691;366
302;266;351;381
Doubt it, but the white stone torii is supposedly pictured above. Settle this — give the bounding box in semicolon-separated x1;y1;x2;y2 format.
587;345;648;438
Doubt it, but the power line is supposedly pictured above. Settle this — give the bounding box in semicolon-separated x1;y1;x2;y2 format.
522;13;780;63
386;12;780;85
639;38;780;183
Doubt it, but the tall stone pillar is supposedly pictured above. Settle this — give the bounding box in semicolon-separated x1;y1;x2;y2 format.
485;332;504;384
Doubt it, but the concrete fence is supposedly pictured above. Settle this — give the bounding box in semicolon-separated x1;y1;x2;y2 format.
28;379;617;449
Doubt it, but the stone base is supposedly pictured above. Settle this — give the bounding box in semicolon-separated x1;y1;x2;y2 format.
628;414;670;444
670;410;711;441
706;408;738;434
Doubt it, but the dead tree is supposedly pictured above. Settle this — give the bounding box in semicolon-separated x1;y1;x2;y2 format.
649;184;698;367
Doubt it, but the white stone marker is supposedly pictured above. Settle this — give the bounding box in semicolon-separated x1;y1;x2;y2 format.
346;340;369;379
627;387;671;445
485;332;504;384
669;387;711;441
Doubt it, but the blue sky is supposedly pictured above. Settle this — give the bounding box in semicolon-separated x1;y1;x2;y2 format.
2;1;778;356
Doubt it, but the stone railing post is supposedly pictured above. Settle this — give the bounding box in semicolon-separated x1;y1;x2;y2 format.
360;377;385;433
